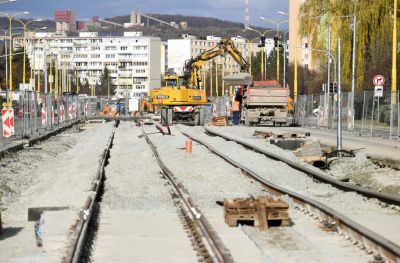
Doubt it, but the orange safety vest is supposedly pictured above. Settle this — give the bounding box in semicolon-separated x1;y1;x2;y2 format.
232;101;240;112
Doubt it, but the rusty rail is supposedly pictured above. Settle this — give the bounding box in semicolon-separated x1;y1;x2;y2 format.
141;125;234;263
63;122;116;263
179;127;400;263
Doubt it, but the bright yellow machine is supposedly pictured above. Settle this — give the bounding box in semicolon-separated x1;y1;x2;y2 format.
150;39;249;126
140;96;154;113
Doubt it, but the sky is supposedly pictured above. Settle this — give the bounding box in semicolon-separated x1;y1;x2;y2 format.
0;0;289;28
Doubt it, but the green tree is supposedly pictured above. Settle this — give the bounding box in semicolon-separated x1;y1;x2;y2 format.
98;66;114;96
299;0;400;92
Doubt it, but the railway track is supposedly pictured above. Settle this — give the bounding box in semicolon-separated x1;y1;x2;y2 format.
204;127;400;206
63;121;118;263
62;120;234;263
141;124;234;263
176;125;400;263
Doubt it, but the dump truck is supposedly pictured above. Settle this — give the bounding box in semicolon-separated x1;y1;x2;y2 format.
241;80;289;126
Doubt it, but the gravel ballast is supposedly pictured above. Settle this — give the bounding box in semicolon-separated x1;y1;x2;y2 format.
143;124;372;263
187;125;400;248
92;122;198;263
0;121;115;262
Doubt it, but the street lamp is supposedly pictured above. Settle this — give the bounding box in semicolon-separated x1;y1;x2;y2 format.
0;11;29;107
26;26;47;93
0;26;22;104
15;18;42;86
245;26;273;80
259;17;288;83
236;36;259;76
282;30;289;88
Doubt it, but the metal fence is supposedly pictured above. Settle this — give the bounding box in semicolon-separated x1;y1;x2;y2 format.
294;91;400;139
0;91;83;147
0;93;146;148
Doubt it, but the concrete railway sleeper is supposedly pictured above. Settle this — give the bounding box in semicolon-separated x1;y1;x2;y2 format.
177;127;400;263
140;123;235;263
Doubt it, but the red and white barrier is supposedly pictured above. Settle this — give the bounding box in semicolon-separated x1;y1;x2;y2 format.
173;106;193;113
41;107;47;127
59;105;65;123
68;104;76;120
2;108;14;138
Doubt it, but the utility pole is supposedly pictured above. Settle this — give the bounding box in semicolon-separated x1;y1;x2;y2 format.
351;12;357;102
44;49;48;93
390;0;398;138
337;38;342;155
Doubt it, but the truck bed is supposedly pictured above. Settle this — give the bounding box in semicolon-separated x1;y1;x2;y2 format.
243;87;289;107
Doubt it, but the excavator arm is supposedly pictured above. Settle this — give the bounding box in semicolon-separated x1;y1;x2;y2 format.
183;39;250;89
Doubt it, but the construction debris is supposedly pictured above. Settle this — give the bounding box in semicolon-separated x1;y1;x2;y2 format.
253;130;310;139
212;117;228;126
294;141;323;158
294;141;327;168
224;196;289;230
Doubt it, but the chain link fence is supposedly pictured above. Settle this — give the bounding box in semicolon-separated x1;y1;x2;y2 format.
294;91;400;139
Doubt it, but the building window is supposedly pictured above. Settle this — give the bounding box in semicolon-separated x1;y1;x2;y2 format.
121;46;128;50
132;61;148;66
305;64;309;69
105;54;116;59
304;43;309;48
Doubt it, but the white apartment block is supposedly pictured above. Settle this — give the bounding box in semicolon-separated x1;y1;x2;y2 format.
167;35;275;77
14;32;161;98
289;0;312;70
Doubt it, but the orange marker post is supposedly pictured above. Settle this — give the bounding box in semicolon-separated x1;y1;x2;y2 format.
185;139;192;154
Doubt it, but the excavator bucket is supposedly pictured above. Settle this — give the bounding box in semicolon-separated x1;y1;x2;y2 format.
224;73;253;86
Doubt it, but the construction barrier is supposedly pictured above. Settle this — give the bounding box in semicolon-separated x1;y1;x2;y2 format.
294;91;400;139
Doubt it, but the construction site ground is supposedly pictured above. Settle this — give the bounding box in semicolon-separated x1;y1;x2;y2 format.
211;125;400;196
0;121;399;262
0;122;114;262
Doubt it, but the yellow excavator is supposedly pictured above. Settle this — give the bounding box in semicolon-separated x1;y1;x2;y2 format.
140;96;154;114
150;39;249;126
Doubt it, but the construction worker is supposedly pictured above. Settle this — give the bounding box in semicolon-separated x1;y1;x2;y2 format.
232;98;240;125
114;100;121;116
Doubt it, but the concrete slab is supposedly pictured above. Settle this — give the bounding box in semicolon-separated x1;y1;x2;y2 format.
206;210;269;263
92;210;198;263
269;126;400;161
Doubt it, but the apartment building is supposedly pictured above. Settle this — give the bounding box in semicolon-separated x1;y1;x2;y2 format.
15;32;161;98
167;35;275;77
288;0;312;69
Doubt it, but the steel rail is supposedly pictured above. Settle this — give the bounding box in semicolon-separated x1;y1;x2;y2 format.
63;122;117;263
204;127;400;206
178;127;400;263
141;125;234;263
